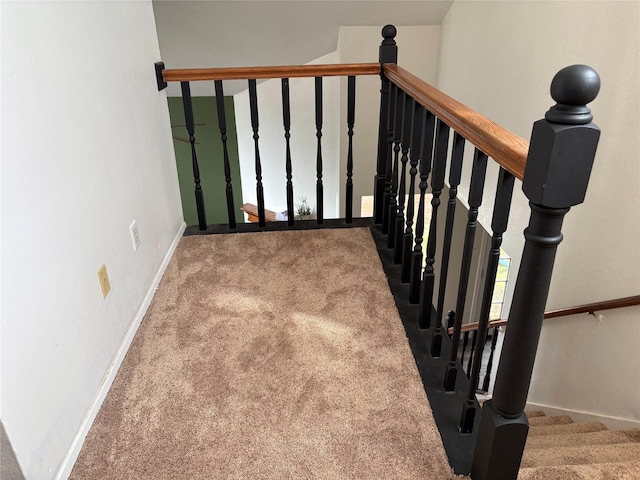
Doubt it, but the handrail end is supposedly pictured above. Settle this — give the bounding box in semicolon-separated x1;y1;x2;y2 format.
155;61;168;91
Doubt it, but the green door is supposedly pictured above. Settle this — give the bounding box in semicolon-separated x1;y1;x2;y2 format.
168;96;244;226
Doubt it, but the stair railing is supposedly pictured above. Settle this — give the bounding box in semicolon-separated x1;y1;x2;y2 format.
155;25;601;479
373;26;601;479
471;72;601;475
452;294;640;335
449;294;640;400
447;295;640;400
155;62;381;230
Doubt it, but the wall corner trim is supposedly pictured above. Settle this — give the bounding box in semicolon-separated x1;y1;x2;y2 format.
55;222;187;480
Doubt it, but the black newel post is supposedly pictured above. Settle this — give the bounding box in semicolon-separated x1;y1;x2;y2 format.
471;65;601;480
374;25;398;224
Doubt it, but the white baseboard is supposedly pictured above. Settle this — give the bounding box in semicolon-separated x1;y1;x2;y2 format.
56;222;186;480
526;401;640;430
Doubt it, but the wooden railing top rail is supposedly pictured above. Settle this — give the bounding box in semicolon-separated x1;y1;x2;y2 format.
162;63;381;82
544;294;640;318
450;295;640;334
383;64;529;181
160;61;529;181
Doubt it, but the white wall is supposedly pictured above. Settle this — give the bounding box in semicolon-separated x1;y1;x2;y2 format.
234;26;441;220
338;25;441;217
152;0;453;96
433;191;492;327
234;52;342;218
437;1;640;424
0;2;183;478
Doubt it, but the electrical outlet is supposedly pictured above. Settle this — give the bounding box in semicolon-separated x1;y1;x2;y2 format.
97;264;111;299
130;220;140;251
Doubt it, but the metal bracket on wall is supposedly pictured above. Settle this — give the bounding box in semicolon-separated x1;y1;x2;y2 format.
155;62;167;91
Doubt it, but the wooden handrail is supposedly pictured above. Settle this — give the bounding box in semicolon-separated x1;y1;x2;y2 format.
450;295;640;334
544;294;640;318
162;61;528;182
383;64;529;181
162;63;381;82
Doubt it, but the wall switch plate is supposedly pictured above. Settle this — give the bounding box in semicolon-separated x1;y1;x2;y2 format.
97;264;111;299
130;220;140;251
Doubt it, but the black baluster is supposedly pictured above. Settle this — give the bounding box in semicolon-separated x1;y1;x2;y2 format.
387;86;402;248
248;79;266;227
180;81;207;230
282;78;294;226
444;148;488;392
482;327;499;393
394;93;413;264
466;330;478;378
446;311;456;339
461;167;515;433
431;133;465;356
374;25;398;224
315;77;324;225
472;66;600;480
418;119;450;328
345;75;356;223
382;82;398;235
401;101;423;283
409;109;436;304
214;80;236;229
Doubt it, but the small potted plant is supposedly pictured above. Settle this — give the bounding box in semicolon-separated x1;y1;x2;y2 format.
296;196;312;220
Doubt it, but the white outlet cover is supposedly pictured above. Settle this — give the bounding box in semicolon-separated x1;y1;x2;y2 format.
130;220;140;251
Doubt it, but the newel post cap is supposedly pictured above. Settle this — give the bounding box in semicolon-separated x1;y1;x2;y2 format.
382;24;397;41
379;25;398;64
523;65;601;208
546;64;600;124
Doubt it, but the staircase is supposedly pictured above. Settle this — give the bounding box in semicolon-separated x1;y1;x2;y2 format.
518;411;640;479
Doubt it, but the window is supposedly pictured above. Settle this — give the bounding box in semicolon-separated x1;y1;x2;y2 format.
490;249;511;320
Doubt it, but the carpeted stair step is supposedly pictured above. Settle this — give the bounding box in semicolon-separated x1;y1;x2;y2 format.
520;442;640;468
528;414;573;427
525;410;546;418
518;461;640;480
525;428;640;449
519;411;640;478
527;421;608;436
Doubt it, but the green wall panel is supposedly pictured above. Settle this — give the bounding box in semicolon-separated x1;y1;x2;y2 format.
168;96;244;226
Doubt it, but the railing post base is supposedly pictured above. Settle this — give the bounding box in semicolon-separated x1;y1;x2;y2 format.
471;400;528;480
443;363;457;391
460;399;477;434
430;330;443;357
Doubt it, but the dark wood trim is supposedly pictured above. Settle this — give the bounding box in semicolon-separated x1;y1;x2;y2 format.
163;63;380;82
383;65;529;181
544;294;640;318
450;295;640;334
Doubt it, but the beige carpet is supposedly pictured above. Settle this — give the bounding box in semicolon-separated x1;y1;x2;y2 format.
70;228;460;479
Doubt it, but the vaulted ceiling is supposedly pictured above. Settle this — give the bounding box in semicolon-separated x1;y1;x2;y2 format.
153;1;453;94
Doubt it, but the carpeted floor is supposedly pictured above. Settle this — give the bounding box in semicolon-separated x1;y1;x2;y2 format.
70;228;461;479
